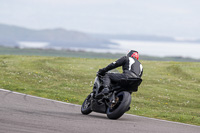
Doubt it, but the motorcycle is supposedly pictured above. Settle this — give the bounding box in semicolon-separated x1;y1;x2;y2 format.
81;71;142;120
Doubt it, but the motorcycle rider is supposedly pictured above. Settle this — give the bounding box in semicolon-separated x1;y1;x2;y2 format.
97;50;143;97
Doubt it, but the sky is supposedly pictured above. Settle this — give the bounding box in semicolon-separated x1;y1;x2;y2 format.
0;0;200;38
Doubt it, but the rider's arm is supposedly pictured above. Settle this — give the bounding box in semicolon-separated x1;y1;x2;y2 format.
103;56;127;72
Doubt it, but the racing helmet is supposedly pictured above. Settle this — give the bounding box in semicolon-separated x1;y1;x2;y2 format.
127;50;139;60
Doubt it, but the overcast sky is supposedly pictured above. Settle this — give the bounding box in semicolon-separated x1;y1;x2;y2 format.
0;0;200;38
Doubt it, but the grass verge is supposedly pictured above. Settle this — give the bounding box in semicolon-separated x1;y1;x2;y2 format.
0;55;200;125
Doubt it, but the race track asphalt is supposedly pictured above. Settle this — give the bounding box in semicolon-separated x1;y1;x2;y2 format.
0;89;199;133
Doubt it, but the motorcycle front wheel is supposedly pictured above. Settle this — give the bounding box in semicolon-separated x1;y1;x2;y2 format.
106;91;131;119
81;93;93;115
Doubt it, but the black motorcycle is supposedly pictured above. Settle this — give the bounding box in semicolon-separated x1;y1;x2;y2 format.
81;72;142;119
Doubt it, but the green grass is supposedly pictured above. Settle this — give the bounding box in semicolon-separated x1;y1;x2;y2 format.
0;55;200;125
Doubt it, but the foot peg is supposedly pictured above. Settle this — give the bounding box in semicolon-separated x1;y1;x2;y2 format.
126;107;130;112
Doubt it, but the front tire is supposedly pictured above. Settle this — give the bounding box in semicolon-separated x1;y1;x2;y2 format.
81;93;92;115
106;91;131;119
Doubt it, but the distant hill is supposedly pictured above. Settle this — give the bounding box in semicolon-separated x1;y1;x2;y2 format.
0;24;114;49
1;23;199;51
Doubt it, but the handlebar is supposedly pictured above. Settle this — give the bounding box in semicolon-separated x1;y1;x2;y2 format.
96;72;107;77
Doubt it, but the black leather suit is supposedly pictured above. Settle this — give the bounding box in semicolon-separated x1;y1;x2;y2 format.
101;56;143;88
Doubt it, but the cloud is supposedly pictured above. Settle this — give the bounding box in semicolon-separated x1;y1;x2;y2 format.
0;0;200;37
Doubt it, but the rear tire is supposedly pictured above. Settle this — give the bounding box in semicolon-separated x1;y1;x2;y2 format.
81;93;92;115
106;91;131;119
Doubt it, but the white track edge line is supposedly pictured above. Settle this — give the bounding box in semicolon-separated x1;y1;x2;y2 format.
0;88;199;128
125;113;200;127
0;88;81;107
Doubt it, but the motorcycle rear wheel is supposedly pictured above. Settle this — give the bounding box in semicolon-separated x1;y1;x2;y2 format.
106;91;131;119
81;93;92;115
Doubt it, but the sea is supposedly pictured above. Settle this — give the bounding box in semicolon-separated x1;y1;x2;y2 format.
109;40;200;59
18;40;200;59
